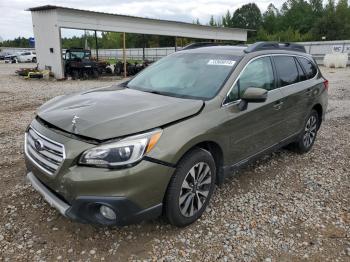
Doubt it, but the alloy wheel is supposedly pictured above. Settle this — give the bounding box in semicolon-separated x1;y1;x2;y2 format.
303;115;317;148
179;162;212;217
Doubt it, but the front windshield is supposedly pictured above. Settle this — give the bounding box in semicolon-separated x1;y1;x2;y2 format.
69;51;90;60
127;52;240;100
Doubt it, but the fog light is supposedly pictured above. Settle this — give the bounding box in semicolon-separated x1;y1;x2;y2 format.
100;205;116;220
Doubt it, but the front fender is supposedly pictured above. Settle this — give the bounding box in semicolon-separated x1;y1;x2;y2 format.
146;109;228;166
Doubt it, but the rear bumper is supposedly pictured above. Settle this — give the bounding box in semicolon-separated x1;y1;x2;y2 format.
26;172;163;226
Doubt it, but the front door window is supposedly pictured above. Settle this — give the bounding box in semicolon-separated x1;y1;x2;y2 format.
225;57;275;104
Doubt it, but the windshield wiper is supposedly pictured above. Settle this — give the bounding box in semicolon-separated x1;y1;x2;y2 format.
147;90;164;95
146;90;201;100
131;87;198;99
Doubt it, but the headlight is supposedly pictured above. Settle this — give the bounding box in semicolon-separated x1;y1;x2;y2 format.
79;129;162;168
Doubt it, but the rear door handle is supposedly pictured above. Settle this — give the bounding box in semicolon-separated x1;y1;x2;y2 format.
273;101;284;110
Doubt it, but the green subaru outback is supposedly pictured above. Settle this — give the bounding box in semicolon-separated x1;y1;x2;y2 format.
25;42;328;227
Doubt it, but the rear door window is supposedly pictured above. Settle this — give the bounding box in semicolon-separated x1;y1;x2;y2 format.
297;57;317;79
274;56;299;87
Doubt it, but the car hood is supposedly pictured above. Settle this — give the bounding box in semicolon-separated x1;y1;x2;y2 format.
37;85;203;140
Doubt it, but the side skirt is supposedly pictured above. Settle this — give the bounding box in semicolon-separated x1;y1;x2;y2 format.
219;133;300;184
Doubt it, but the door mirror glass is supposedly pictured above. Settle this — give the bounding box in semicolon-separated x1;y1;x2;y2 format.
241;87;267;103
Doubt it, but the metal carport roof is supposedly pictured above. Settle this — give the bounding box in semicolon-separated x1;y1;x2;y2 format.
29;5;250;78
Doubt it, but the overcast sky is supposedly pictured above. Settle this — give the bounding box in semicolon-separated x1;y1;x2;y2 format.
0;0;287;40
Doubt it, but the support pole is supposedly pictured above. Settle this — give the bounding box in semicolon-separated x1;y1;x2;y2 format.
94;30;99;61
123;32;127;78
174;36;177;52
142;34;146;61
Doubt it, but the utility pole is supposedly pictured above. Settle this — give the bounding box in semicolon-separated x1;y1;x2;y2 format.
174;36;177;51
123;32;127;78
94;30;99;61
142;34;146;61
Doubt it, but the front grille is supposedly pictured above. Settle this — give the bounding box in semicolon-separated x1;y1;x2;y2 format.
25;127;65;176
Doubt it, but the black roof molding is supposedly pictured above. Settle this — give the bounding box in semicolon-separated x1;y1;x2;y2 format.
244;42;306;53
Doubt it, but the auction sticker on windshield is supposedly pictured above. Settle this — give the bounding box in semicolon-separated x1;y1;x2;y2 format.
207;60;236;66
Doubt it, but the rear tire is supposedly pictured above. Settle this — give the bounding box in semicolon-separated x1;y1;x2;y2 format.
291;109;319;153
165;148;216;227
32;57;37;63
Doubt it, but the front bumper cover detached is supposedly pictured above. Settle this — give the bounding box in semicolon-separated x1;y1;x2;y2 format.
26;172;162;226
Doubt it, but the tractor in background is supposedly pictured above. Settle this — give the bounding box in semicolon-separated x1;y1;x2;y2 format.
64;48;111;79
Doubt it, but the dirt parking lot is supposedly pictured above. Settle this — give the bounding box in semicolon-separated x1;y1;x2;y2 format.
0;62;349;261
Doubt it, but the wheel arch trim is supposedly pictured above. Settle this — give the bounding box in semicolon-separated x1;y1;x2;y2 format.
173;139;225;185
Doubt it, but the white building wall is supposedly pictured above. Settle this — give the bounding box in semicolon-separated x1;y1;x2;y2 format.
32;10;64;78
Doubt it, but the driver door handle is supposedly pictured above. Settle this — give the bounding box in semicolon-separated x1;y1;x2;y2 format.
304;88;313;96
273;100;284;110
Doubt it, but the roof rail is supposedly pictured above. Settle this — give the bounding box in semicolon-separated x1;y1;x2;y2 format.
181;42;235;50
244;42;306;53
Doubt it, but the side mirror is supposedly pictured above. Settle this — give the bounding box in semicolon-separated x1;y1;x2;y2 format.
241;87;268;103
238;87;268;111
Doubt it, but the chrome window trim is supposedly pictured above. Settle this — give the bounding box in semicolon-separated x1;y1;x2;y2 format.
222;53;319;107
24;126;66;176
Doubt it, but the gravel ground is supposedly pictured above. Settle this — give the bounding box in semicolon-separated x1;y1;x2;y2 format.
0;62;349;261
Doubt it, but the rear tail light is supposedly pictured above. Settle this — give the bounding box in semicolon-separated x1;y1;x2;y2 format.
323;79;329;90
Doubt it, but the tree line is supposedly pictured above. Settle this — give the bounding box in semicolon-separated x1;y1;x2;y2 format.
1;0;349;49
209;0;350;42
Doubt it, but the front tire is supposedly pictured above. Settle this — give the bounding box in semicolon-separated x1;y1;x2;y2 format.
71;70;79;80
165;148;216;227
92;69;99;79
291;109;319;153
82;71;89;80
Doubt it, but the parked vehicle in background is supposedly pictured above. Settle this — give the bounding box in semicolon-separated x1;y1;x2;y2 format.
4;53;18;63
114;60;153;76
16;51;37;63
64;48;110;79
4;51;36;63
24;42;328;227
0;52;11;60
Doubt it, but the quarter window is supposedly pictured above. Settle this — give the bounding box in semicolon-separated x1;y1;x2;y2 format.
297;57;317;79
225;57;275;103
274;56;299;87
295;58;307;81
